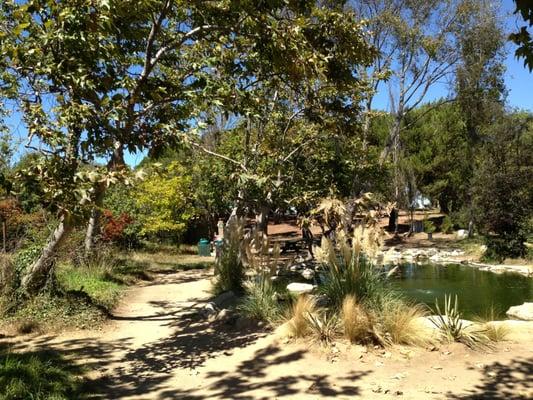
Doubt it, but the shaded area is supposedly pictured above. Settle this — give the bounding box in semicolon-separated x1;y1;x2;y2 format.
447;357;533;399
161;344;369;400
0;342;88;399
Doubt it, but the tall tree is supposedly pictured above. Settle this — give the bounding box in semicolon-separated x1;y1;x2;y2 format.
350;0;494;204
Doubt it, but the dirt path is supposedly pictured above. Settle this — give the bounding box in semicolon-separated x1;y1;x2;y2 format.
3;269;532;399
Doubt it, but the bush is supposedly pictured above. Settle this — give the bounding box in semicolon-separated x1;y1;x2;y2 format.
423;219;436;234
317;238;394;311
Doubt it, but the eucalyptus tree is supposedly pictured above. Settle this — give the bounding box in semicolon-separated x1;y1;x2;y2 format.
0;0;374;293
349;0;500;204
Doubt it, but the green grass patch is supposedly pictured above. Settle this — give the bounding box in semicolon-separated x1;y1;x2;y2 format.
0;348;87;400
57;266;122;310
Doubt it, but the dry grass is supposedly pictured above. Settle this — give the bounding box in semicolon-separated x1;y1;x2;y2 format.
482;322;510;342
125;251;215;272
341;295;374;343
379;300;435;347
285;295;317;338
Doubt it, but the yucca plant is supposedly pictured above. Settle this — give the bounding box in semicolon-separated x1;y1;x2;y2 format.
305;310;339;344
432;294;492;350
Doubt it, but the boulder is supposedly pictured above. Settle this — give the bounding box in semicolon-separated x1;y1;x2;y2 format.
301;268;315;280
212;290;236;308
286;282;314;294
456;229;468;239
506;302;533;321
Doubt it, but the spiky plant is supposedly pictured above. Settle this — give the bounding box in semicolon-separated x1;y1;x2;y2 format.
305;310;339;344
432;294;492;350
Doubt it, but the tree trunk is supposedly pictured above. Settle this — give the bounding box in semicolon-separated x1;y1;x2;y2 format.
84;188;105;254
20;215;72;294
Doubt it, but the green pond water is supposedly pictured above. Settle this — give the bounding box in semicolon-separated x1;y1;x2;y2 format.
391;263;533;319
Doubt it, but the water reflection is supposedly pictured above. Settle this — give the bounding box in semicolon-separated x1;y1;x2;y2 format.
389;263;533;319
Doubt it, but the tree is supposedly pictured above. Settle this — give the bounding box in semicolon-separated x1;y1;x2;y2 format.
472;112;533;260
134;162;195;241
510;0;533;71
1;0;375;293
350;0;495;204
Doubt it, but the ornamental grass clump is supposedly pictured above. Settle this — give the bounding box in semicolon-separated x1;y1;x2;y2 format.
238;276;283;324
341;294;375;343
285;295;317;338
315;225;391;311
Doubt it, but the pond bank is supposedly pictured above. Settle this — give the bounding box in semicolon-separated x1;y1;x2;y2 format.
380;246;533;277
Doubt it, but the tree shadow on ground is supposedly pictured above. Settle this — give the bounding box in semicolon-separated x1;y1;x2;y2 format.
446;357;532;399
160;343;370;399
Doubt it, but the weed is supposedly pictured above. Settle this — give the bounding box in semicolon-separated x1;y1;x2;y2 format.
212;218;246;295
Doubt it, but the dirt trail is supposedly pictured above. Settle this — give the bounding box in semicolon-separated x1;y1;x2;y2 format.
3;269;532;399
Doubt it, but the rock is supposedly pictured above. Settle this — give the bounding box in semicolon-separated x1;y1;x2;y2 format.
286;282;314;294
301;268;315;280
456;229;468;239
506;302;533;321
200;302;218;319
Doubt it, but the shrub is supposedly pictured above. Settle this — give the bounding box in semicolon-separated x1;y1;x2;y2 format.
423;219;436;234
317;235;393;311
305;310;339;344
238;276;283;324
0;254;15;296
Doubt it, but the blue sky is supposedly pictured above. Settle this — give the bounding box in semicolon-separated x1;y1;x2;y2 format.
4;0;532;166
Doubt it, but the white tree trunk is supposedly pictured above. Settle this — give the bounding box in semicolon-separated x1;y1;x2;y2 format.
21;215;72;294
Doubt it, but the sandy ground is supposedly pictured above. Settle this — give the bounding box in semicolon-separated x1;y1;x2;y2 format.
1;269;532;400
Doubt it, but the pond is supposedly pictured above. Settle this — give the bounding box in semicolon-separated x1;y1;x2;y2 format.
391;263;533;319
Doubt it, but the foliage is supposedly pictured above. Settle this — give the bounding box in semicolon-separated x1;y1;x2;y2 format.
510;0;533;71
134;162;195;241
238;276;283;324
101;210;134;246
423;220;436;234
472;113;533;259
441;216;454;234
0;350;85;400
432;294;491;350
